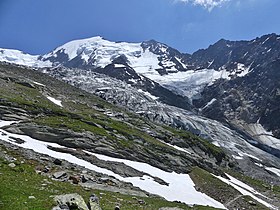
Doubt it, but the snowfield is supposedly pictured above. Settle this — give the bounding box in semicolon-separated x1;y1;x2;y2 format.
0;48;52;68
0;120;225;209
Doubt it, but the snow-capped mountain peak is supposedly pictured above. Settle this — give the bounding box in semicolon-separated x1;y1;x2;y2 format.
41;36;189;77
43;36;142;66
0;48;52;68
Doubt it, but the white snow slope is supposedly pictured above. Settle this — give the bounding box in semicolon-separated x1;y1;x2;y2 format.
0;48;51;68
0;120;225;209
215;173;277;209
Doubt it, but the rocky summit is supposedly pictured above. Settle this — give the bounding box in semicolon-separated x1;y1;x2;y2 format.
0;34;280;210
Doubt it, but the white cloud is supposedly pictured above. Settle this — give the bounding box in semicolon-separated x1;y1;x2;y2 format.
177;0;229;11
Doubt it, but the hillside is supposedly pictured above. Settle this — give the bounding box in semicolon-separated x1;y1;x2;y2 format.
0;63;279;209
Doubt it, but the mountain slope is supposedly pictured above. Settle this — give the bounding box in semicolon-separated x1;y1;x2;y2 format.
1;63;280;209
191;34;280;156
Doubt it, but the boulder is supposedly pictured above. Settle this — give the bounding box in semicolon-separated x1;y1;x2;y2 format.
54;193;89;210
52;204;70;210
8;163;16;168
54;159;62;165
89;194;102;210
69;175;80;184
53;171;67;179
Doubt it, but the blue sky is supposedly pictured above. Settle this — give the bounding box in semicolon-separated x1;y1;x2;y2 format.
0;0;279;54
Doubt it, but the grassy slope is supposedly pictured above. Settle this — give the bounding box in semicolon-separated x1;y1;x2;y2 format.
0;146;218;210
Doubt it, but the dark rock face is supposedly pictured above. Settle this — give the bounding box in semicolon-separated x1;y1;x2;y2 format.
191;34;280;156
141;40;190;74
187;33;280;71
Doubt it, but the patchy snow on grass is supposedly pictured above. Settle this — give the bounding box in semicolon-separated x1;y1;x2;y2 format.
0;122;119;178
46;96;63;107
158;141;192;154
214;173;276;209
85;151;225;209
0;120;225;209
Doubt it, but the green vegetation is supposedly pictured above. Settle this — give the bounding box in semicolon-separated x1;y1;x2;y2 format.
0;82;64;115
35;116;108;136
190;167;239;204
0;68;227;162
189;167;271;210
164;126;226;163
226;170;280;196
0;148;218;210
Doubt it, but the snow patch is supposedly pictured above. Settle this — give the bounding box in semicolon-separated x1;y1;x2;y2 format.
32;81;45;87
265;167;280;177
244;123;280;151
232;155;243;160
238;152;261;161
202;98;217;110
0;120;225;209
215;173;276;209
114;64;126;68
262;37;270;45
254;163;263;167
84;151;225;208
138;89;158;100
46;96;63;107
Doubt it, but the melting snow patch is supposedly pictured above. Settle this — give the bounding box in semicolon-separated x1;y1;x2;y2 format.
212;141;220;147
254;163;263;167
265;167;280;177
137;89;158;100
32;81;45;87
114;64;126;68
214;173;276;209
202;98;217;110
239;152;261;161
0;120;225;209
245;123;280;151
84;151;225;209
159;141;192;154
46;96;63;107
232;155;243;160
